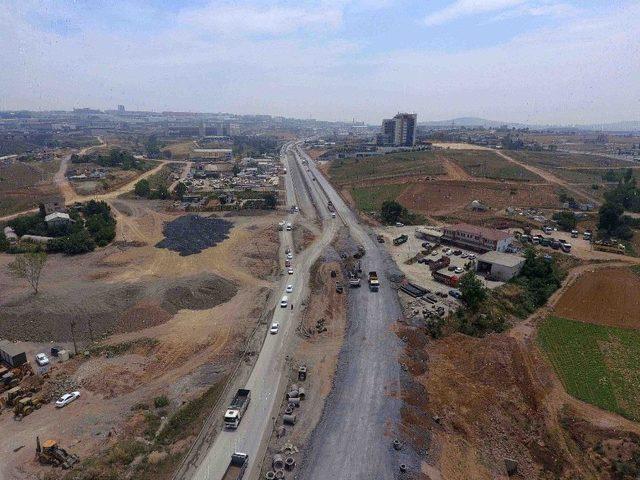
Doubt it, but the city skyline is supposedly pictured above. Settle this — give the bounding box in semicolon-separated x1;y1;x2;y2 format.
2;1;639;124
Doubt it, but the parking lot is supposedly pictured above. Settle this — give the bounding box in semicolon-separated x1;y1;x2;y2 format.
375;226;504;317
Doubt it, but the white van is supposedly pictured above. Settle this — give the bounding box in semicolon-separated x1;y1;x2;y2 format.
280;295;289;308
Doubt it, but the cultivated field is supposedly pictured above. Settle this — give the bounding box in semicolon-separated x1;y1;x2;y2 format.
0;158;62;215
350;183;408;212
553;267;640;329
507;150;631;169
441;149;541;182
539;315;640;421
329;150;445;185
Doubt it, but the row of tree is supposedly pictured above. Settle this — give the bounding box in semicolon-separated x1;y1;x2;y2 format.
72;148;146;171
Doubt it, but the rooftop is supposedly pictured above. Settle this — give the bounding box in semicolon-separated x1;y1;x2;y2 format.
446;223;512;242
0;339;26;357
44;212;70;222
477;251;525;268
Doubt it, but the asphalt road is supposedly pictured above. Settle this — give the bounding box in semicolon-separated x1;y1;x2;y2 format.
187;143;338;480
293;144;408;479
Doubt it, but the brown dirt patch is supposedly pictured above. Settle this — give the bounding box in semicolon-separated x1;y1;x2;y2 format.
553;267;640;329
396;180;560;216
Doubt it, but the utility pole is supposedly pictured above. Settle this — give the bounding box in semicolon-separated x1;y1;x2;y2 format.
69;320;78;355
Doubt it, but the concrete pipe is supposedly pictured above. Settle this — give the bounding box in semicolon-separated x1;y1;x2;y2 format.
288;397;300;407
285;456;296;470
297;387;305;400
291;384;299;392
265;472;276;480
284;406;294;415
274;471;285;480
399;464;407;473
287;390;299;399
283;414;297;425
272;455;285;470
393;439;402;451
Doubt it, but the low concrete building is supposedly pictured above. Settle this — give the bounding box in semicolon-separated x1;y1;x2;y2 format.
443;223;513;252
44;212;72;228
476;251;525;282
190;148;233;162
0;340;27;367
416;227;444;243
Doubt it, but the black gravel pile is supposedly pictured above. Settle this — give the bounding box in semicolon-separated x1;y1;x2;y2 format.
155;214;234;256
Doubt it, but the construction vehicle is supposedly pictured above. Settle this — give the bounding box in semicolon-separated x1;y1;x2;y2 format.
393;234;408;246
36;437;79;469
353;245;365;259
348;272;361;288
428;256;450;272
593;240;626;254
335;282;344;293
14;396;43;417
368;271;380;292
222;452;249;480
224;389;251;429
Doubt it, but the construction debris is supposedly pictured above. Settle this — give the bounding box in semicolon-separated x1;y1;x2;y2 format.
155;214;233;256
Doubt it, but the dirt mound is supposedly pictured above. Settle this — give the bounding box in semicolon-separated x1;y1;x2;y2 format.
155;214;233;256
399;329;640;479
553;267;640;329
0;273;238;342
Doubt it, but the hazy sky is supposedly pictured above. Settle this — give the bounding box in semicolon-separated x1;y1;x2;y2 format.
1;0;639;124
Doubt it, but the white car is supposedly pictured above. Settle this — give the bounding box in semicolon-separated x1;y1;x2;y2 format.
35;353;49;366
286;284;294;293
286;253;293;260
55;391;80;408
468;254;476;260
431;251;438;256
454;267;464;274
288;268;294;275
269;323;280;334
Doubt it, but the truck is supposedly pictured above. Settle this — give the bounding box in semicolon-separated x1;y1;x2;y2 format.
277;221;285;231
428;256;450;272
348;272;361;288
222;452;249;480
593;240;626;255
224;389;251;429
327;201;335;212
368;271;380;292
393;234;408;246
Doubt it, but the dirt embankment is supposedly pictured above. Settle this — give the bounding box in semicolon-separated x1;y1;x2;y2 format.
398;325;640;480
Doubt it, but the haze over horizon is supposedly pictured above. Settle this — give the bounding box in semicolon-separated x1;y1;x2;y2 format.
2;0;639;125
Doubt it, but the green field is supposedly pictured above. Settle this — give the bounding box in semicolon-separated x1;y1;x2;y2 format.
538;316;640;420
329;151;445;185
443;150;540;181
350;183;408;212
507;150;630;169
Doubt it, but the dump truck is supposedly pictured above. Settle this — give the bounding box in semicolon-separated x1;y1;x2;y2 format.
428;256;450;272
368;271;380;292
224;389;251;429
593;240;626;254
222;452;249;480
36;437;79;469
393;234;408;246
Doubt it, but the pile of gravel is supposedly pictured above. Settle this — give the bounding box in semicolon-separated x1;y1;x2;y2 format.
155;214;233;256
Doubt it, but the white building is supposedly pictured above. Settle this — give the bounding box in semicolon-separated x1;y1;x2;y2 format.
44;212;72;228
476;251;525;282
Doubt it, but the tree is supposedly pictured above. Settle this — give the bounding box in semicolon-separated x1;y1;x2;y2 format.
155;184;169;200
174;182;187;200
0;230;9;252
145;135;161;158
598;201;624;235
380;200;406;224
232;164;241;176
458;271;487;312
552;211;577;231
7;252;47;294
134;179;151;197
263;192;277;209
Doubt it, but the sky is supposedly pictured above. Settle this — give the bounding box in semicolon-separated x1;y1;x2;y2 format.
1;0;639;125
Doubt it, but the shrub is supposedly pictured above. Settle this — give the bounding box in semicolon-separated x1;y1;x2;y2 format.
153;395;169;408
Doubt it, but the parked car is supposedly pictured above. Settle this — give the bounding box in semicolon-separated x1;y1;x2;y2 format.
395;222;404;227
287;268;294;275
467;254;476;260
431;251;439;256
453;250;462;256
461;253;468;258
286;253;293;260
286;284;294;293
55;391;80;408
448;289;462;299
421;242;430;248
376;235;385;243
269;323;280;334
454;267;464;274
35;353;49;366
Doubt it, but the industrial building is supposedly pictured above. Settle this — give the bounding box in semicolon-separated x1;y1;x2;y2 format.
190;148;233;162
377;113;417;146
476;251;525;281
442;223;513;252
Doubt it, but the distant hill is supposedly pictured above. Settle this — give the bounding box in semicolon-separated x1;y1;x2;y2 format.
420;117;640;132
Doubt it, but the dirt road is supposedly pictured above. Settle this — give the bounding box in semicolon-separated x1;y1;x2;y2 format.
296;144;411;479
492;149;600;204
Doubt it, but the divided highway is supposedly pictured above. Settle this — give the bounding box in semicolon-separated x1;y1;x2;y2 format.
183;143;338;480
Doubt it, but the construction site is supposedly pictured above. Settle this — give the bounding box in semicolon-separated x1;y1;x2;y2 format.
0;197;281;479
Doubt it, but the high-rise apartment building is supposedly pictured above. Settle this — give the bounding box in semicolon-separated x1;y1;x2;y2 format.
377;113;417;146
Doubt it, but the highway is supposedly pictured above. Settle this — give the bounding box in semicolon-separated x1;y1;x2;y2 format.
184;142;339;480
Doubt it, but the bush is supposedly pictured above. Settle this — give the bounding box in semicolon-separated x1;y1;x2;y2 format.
153;395;169;408
552;211;577;231
380;200;406;224
0;230;9;252
135;179;151;197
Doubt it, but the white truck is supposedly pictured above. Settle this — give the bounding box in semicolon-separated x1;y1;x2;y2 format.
224;389;251;429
